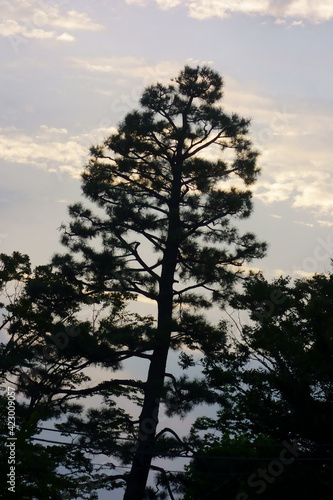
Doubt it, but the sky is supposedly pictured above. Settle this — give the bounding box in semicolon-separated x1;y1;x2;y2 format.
1;0;333;497
1;0;333;278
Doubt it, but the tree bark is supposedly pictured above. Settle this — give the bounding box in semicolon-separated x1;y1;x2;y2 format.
123;164;181;500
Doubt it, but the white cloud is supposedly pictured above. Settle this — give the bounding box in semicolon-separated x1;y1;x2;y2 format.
283;0;333;21
254;162;333;215
206;77;333;216
0;19;55;39
254;178;296;203
156;0;182;7
125;0;333;22
0;126;86;179
57;32;75;42
293;220;314;227
48;10;104;32
188;0;270;19
71;56;181;83
290;20;304;26
220;85;332;216
0;124;120;180
273;268;288;277
0;19;20;36
39;125;68;135
291;269;315;278
318;220;333;227
293;183;333;213
125;0;147;5
71;60;333;218
0;1;104;46
1;56;332;218
127;0;182;8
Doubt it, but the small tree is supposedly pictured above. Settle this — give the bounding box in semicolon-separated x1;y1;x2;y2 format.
58;65;266;499
0;252;134;499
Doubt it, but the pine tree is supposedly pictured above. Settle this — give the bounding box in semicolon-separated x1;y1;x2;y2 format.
57;65;266;499
0;252;133;499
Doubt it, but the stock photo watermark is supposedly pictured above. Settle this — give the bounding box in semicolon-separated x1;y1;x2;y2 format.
37;324;81;360
20;324;81;389
253;233;333;322
236;440;300;499
253;288;286;322
6;386;17;494
292;235;333;275
9;0;72;54
41;324;81;361
130;397;160;454
252;105;295;148
0;233;8;247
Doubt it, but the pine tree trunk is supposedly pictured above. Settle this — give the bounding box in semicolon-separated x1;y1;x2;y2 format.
123;266;176;500
123;165;181;500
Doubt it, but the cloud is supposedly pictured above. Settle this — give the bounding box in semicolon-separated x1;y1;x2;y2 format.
293;181;333;213
254;165;333;215
70;56;193;113
127;0;182;7
1;54;332;220
318;220;333;227
48;10;105;32
156;0;182;7
211;77;333;217
71;58;333;218
293;220;314;227
71;56;182;83
254;177;296;204
0;126;85;179
125;0;333;22
290;20;304;26
57;32;75;42
0;19;55;39
213;80;333;217
0;124;119;180
187;0;270;19
39;125;68;135
0;1;104;47
291;269;315;278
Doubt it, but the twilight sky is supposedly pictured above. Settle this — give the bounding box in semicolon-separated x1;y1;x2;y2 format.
1;1;333;498
1;0;333;279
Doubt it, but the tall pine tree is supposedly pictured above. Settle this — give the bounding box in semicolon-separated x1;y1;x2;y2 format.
57;65;266;499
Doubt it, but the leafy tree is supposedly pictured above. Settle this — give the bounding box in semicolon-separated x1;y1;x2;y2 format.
179;434;333;499
182;271;333;498
0;252;133;499
0;65;266;499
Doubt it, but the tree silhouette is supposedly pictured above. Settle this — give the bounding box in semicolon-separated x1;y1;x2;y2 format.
0;66;266;499
59;65;266;499
182;271;333;499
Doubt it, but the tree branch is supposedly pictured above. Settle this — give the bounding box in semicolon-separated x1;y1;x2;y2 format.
185;129;227;159
149;465;176;500
53;379;145;397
